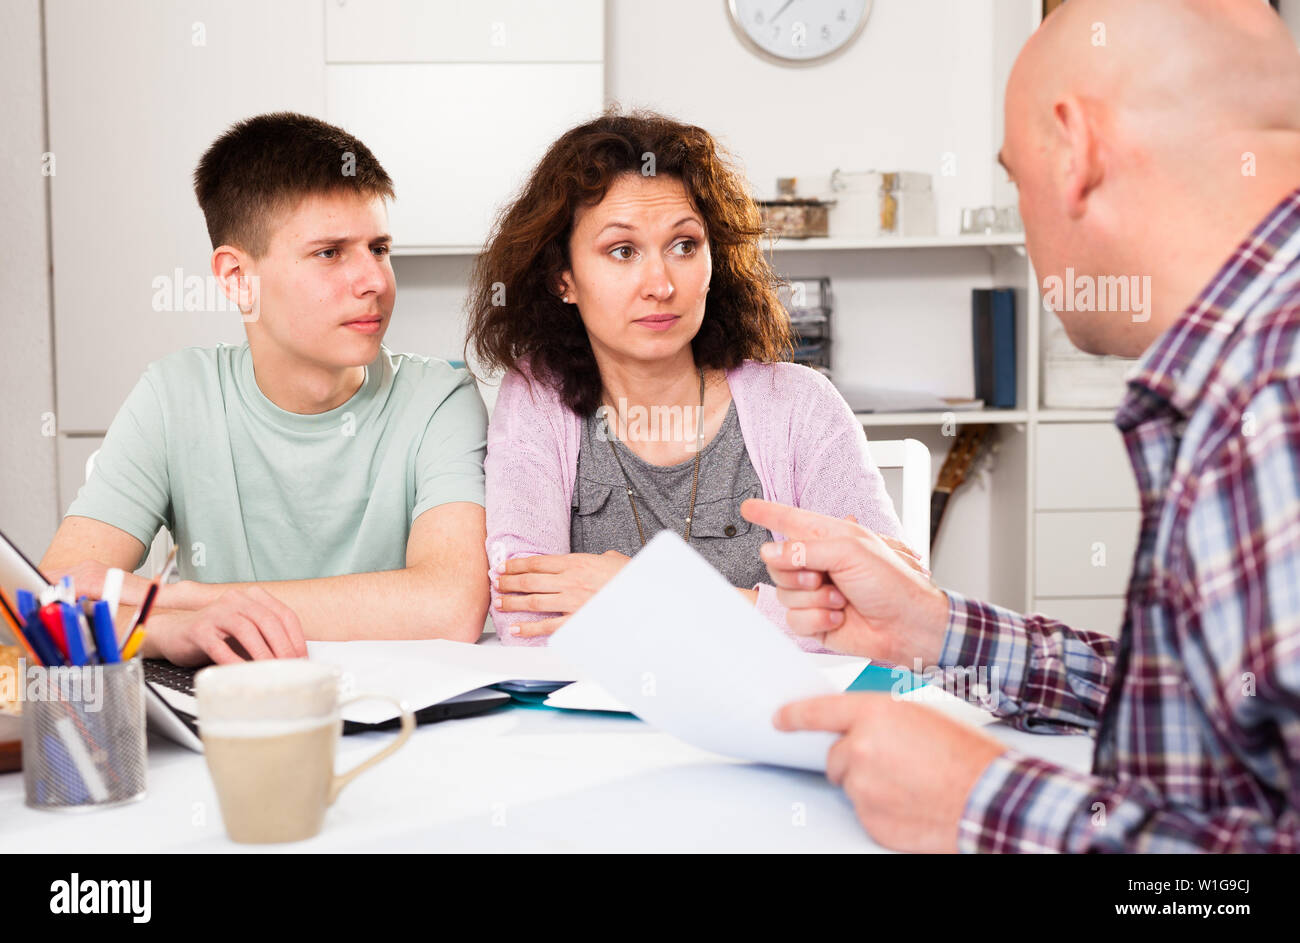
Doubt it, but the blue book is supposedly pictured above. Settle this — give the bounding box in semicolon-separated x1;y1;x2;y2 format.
972;288;1017;408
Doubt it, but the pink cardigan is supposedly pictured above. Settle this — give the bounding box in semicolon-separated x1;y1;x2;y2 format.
484;358;906;650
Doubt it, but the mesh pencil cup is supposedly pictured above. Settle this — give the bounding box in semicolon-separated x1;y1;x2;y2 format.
22;659;147;811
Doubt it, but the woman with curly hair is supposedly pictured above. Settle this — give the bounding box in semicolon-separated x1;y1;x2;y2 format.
467;108;911;648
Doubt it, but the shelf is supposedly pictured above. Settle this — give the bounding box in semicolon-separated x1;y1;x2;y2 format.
766;233;1025;252
1037;408;1117;423
854;409;1029;427
389;233;1027;257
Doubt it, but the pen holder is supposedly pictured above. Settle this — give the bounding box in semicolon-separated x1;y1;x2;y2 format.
22;659;147;811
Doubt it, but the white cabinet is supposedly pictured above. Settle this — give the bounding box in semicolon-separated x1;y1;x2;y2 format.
1034;510;1140;597
325;0;603;62
327;63;603;248
1031;420;1138;632
1035;423;1138;510
324;0;604;249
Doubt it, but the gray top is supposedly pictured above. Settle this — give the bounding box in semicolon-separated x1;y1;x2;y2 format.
570;399;772;589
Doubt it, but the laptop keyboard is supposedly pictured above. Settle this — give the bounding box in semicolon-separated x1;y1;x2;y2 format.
144;659;198;696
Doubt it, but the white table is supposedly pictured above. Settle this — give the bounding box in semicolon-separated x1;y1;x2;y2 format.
0;700;1093;852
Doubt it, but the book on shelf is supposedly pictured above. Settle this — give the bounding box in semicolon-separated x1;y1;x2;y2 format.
972;288;1017;409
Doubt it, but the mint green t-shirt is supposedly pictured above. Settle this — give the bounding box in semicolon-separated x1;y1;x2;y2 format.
67;343;487;583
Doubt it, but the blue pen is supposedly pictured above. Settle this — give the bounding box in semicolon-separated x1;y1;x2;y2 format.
77;598;102;665
20;610;63;667
16;589;36;622
16;590;65;667
90;600;120;664
59;603;89;667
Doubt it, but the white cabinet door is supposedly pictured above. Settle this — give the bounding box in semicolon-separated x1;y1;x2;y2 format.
45;0;326;432
327;63;603;248
325;0;603;63
1034;510;1140;597
1035;422;1138;510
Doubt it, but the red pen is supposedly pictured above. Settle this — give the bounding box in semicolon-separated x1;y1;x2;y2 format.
39;602;71;662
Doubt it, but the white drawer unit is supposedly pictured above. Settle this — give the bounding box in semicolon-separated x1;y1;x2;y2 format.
1034;509;1140;598
1035;422;1138;510
1031;596;1126;639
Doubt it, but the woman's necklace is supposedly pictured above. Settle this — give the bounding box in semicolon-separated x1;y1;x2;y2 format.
601;367;706;546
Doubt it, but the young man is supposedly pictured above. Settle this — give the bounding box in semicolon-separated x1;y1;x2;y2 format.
41;112;490;665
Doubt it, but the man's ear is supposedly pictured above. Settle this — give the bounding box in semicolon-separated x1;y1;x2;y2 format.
211;246;260;322
1052;96;1104;220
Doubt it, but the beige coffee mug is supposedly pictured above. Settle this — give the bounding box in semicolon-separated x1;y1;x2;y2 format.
195;660;414;844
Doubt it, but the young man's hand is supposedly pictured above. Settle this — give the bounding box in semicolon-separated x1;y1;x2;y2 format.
741;499;951;665
492;550;631;637
43;559;155;606
140;586;307;666
775;692;1007;852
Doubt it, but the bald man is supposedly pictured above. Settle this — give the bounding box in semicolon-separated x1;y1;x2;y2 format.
741;0;1300;853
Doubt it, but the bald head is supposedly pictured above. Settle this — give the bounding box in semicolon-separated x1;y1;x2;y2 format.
1002;0;1300;357
1014;0;1300;143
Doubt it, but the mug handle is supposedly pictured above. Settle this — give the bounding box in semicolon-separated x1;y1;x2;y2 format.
328;693;415;805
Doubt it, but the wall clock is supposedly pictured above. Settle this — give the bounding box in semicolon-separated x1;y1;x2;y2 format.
726;0;873;65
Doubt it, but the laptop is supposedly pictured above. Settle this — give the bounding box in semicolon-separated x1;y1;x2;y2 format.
143;660;509;753
1;527;509;753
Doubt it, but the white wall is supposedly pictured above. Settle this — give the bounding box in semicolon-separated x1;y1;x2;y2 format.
607;0;1000;220
0;0;59;560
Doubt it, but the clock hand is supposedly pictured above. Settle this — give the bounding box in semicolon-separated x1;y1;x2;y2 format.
769;0;796;24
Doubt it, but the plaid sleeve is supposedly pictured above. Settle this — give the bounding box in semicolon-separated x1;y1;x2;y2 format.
959;750;1300;853
938;591;1118;733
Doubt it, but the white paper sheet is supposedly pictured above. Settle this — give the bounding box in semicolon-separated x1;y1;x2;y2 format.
898;682;1000;727
548;532;841;771
306;639;582;724
546;657;870;713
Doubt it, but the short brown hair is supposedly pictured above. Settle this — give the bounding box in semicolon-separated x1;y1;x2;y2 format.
193;111;395;258
465;107;792;416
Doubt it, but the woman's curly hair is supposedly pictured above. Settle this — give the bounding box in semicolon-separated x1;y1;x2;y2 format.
465;107;793;416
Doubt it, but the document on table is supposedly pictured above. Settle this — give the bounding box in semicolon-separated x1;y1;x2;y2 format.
307;639;583;724
546;657;868;713
549;531;841;771
545;658;1000;729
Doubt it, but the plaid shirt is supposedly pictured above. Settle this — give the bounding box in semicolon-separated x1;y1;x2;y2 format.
943;188;1300;853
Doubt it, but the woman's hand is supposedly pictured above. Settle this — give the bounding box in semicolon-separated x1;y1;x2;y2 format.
492;550;632;637
844;514;929;578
